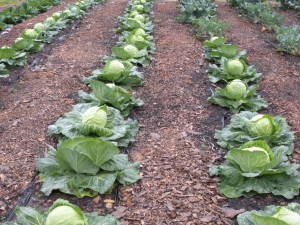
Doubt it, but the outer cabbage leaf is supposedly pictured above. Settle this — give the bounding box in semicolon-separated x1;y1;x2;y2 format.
36;142;140;197
214;111;295;154
79;80;143;117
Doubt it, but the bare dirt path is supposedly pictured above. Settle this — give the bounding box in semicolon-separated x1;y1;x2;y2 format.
0;0;78;47
118;0;229;224
216;0;300;212
0;0;128;218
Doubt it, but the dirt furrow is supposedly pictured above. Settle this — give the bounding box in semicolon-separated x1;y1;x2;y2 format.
0;0;78;47
0;0;127;217
118;0;228;224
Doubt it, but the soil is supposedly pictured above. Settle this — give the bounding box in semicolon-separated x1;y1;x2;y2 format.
0;0;299;224
0;0;127;220
118;0;230;224
0;0;78;47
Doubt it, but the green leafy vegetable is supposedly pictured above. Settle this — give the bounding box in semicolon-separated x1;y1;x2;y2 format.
209;140;300;199
48;104;138;147
208;57;262;83
237;203;300;225
208;79;268;113
0;198;121;225
36;138;140;197
214;111;295;154
79;80;143;116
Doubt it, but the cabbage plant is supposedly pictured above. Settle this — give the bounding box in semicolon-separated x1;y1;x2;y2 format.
214;111;295;154
110;44;151;66
203;36;247;64
208;79;268;113
209;140;300;199
208;57;262;83
79;80;143;116
237;203;300;225
84;60;144;86
36;138;140;197
0;199;122;225
48;104;138;147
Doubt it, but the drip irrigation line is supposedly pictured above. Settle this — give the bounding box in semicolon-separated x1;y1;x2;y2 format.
5;172;38;222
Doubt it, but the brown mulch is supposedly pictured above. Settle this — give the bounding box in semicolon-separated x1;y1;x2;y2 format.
216;0;300;211
0;0;78;47
0;0;127;219
117;0;230;224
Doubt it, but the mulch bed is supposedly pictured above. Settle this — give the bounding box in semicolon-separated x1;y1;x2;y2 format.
0;0;299;224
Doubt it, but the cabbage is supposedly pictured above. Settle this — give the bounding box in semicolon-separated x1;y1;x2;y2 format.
64;9;72;16
82;106;107;128
273;207;300;225
45;201;88;225
134;28;146;36
34;23;45;33
52;12;61;20
45;17;56;26
102;59;125;79
251;114;275;137
124;44;139;57
226;59;245;76
134;4;144;12
226;79;247;100
46;205;87;225
129;11;140;18
127;35;145;45
134;14;145;23
23;29;38;39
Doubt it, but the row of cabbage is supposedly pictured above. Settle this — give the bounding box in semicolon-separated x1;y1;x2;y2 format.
178;0;300;224
1;0;155;224
277;0;300;14
0;0;60;31
227;0;300;55
0;0;105;78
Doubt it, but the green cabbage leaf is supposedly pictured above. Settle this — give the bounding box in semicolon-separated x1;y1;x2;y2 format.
79;80;143;116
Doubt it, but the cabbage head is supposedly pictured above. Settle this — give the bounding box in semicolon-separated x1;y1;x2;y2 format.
52;12;61;20
229;141;274;173
45;200;88;225
251;114;276;137
34;23;45;33
134;4;144;12
225;79;247;100
23;29;38;39
129;10;140;18
134;28;146;37
226;59;245;76
45;17;56;26
102;59;125;79
124;44;139;57
134;14;145;23
82;106;107;128
127;35;145;45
